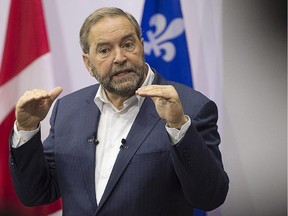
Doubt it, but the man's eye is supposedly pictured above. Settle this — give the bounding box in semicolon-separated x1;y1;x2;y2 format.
124;42;134;49
99;48;109;54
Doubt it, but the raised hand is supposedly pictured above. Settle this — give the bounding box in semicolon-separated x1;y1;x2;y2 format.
15;87;63;131
136;85;188;129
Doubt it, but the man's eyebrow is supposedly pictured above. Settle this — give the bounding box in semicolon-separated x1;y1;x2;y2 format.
120;33;135;42
94;33;136;48
95;41;110;48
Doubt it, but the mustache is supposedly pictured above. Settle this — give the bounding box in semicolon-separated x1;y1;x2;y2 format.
111;66;137;76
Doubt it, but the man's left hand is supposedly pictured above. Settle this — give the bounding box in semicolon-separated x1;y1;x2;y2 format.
136;85;188;129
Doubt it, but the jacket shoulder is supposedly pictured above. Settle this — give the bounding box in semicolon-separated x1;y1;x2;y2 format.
59;84;99;103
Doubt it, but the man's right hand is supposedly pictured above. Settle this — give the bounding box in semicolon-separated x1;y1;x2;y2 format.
15;87;63;131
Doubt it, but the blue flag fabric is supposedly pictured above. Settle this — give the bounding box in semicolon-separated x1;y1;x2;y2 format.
141;1;206;216
141;0;193;88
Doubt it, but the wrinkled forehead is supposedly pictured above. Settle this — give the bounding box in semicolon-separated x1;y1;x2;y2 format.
88;16;137;41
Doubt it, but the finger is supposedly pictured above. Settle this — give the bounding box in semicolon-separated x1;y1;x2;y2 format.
49;86;63;101
17;90;48;108
136;85;167;97
136;85;175;99
17;87;62;108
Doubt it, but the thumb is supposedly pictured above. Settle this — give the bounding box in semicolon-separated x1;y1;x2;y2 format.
49;86;63;102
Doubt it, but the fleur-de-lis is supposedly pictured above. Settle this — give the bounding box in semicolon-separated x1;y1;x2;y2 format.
144;14;185;62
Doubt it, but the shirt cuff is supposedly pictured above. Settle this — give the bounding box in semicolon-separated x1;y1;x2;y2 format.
165;115;191;145
11;121;40;148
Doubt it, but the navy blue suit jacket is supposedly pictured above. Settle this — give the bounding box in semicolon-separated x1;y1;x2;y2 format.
10;72;229;216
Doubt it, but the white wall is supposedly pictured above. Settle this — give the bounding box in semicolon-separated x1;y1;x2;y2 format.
222;1;287;215
0;0;286;215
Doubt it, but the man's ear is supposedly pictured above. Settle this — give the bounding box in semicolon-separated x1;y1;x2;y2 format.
82;53;94;77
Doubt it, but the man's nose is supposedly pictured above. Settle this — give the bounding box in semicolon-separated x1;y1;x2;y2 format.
113;48;127;65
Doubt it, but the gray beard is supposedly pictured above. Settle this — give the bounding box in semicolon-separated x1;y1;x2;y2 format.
91;63;147;97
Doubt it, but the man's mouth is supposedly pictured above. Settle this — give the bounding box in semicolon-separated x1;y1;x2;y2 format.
115;71;130;76
113;69;135;77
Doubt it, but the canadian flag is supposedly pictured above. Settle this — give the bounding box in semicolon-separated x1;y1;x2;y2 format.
0;0;62;215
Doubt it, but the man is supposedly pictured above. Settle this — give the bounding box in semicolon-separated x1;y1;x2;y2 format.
10;7;229;216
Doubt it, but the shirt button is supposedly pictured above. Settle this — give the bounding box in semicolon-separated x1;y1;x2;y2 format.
102;170;110;178
107;142;114;148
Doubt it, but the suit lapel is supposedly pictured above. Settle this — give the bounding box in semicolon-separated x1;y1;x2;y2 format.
78;88;100;212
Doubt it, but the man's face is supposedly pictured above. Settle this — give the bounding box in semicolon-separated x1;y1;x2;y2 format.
83;16;147;98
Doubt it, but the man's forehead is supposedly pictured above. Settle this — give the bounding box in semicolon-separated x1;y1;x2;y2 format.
89;17;137;42
93;16;133;32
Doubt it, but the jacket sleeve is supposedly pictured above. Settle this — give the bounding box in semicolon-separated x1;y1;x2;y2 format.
9;103;61;206
170;99;229;211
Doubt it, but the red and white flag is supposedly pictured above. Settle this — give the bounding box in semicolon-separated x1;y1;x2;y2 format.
0;0;62;215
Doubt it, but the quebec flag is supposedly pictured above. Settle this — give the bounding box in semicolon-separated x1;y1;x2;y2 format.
141;0;205;216
141;0;193;88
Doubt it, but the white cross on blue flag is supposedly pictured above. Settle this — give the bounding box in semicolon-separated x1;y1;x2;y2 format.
141;0;193;88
